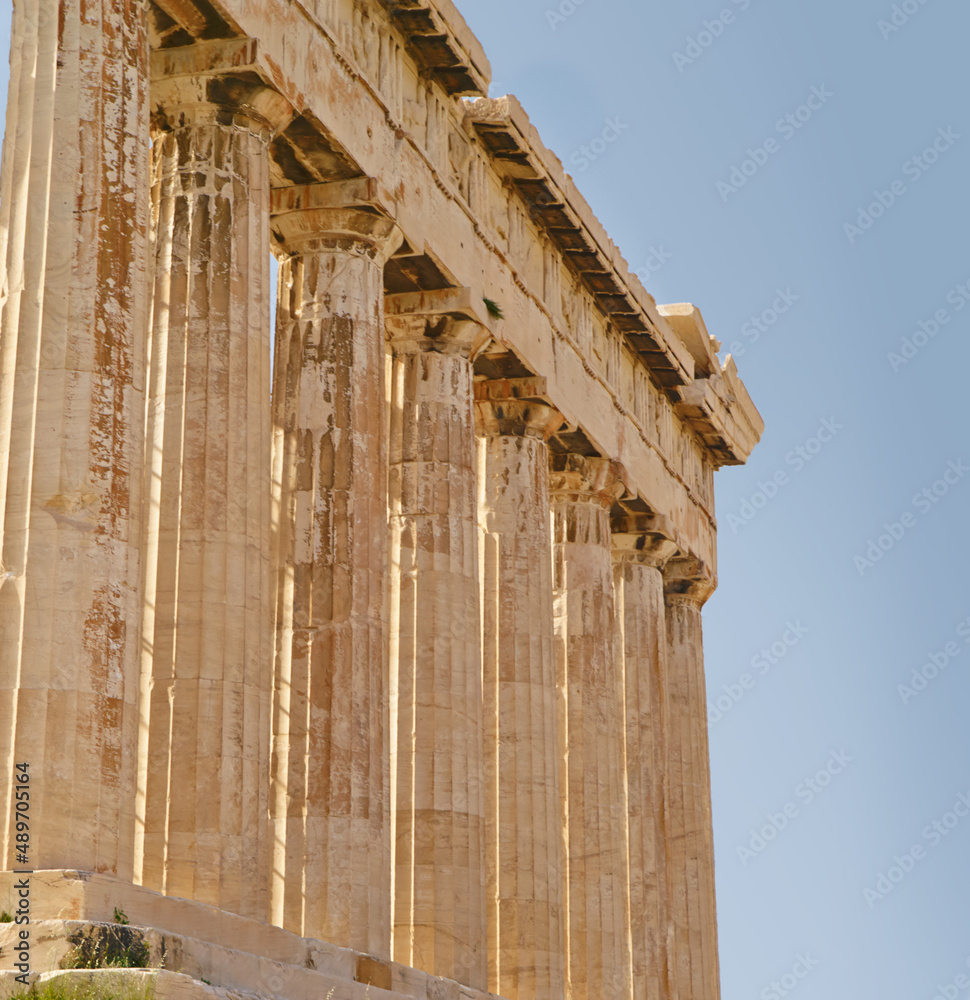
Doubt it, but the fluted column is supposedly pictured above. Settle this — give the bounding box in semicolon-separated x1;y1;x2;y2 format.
0;0;150;875
387;289;491;989
136;72;292;918
664;559;719;1000
550;455;632;1000
612;515;679;1000
474;378;566;1000
269;181;401;956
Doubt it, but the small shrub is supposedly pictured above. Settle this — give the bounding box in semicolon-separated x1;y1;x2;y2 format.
1;909;14;922
64;926;150;970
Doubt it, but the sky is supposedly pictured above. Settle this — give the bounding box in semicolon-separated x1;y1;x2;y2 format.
2;1;969;998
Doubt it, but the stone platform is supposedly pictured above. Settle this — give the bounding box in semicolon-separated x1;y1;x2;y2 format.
0;873;498;1000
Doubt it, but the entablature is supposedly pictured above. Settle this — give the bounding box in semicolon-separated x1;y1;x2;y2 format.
146;0;763;574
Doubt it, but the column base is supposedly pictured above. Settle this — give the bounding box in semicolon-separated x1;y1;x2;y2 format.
0;873;504;1000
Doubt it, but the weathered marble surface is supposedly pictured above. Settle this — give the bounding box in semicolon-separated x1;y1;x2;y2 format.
137;82;290;920
612;519;679;1000
550;457;632;1000
476;384;565;1000
269;186;401;958
0;0;151;878
386;291;490;990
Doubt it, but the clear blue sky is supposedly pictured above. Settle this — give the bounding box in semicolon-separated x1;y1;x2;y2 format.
3;2;969;997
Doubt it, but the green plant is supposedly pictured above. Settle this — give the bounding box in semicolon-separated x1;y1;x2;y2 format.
63;926;150;970
0;909;14;921
483;297;504;320
5;972;155;1000
113;908;129;926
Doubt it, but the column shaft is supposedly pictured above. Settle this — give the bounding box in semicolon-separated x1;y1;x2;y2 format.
551;457;632;1000
612;521;678;1000
0;0;150;875
476;389;566;1000
387;294;489;989
269;198;398;957
138;97;282;918
664;566;719;1000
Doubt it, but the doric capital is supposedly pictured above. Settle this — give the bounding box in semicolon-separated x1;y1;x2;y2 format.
270;180;403;259
474;378;565;440
549;454;628;510
385;288;492;360
151;39;295;137
611;513;679;569
664;557;716;607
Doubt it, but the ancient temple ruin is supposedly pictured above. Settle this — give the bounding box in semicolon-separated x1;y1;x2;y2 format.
0;0;762;998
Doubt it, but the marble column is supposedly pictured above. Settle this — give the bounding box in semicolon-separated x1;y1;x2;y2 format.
474;378;566;1000
136;74;292;919
612;515;679;1000
664;558;719;1000
0;0;150;876
550;455;632;1000
269;180;401;957
386;289;491;990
